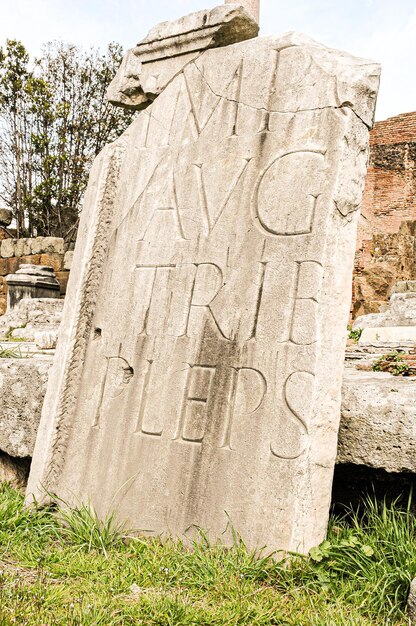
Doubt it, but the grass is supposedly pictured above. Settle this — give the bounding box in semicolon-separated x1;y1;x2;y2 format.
0;345;25;358
0;485;415;625
348;327;363;343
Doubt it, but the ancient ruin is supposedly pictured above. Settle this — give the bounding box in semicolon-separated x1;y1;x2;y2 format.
25;4;380;554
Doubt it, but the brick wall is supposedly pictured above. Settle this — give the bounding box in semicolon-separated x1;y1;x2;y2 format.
353;111;416;317
0;237;71;315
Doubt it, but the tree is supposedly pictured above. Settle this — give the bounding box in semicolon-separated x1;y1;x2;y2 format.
0;40;134;241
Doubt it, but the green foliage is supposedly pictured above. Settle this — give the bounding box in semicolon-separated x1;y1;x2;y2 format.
302;496;416;620
0;485;413;624
348;326;363;342
0;39;134;241
58;501;125;557
0;344;24;358
372;352;411;376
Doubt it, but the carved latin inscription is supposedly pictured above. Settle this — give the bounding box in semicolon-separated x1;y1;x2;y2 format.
253;150;326;236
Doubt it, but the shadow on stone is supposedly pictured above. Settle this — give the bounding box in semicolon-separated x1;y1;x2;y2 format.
332;463;416;516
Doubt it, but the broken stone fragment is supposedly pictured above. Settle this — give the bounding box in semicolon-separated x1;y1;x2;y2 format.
0;208;12;227
0;297;64;340
107;4;259;110
225;0;259;23
0;355;53;458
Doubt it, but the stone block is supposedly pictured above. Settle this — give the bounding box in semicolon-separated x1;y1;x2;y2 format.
0;238;15;258
0;355;53;458
338;369;416;473
0;297;64;338
63;251;74;271
40;253;63;272
28;28;379;554
359;326;416;347
19;254;41;266
0;257;19;276
55;271;70;295
30;237;65;255
225;0;259;22
14;238;33;257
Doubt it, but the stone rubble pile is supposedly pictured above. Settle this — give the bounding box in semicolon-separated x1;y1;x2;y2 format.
354;281;416;348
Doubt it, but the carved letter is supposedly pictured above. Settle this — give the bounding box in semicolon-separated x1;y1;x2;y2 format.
253;150;325;236
135;264;177;336
289;260;323;346
184;263;229;339
270;371;314;459
92;356;134;429
194;158;251;235
174;364;216;443
221;367;267;450
133;360;161;436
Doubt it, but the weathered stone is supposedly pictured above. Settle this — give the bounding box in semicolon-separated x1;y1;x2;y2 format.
0;355;53;458
1;239;15;258
39;253;63;273
0;257;19;277
338;369;416;472
355;289;416;346
33;331;58;350
27;30;379;554
409;578;416;626
0;451;30;489
63;251;74;271
0;209;12;227
352;312;384;330
30;237;65;255
392;280;416;294
107;4;258;110
14;238;33;257
359;326;416;348
225;0;259;23
6;265;60;310
0;297;64;340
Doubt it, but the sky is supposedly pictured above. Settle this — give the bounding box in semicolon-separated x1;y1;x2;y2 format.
0;0;415;120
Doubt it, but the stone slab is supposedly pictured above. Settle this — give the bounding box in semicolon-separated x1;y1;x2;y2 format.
27;31;379;554
0;355;53;458
338;368;416;473
107;5;258;110
359;326;416;347
355;292;416;332
0;298;64;349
